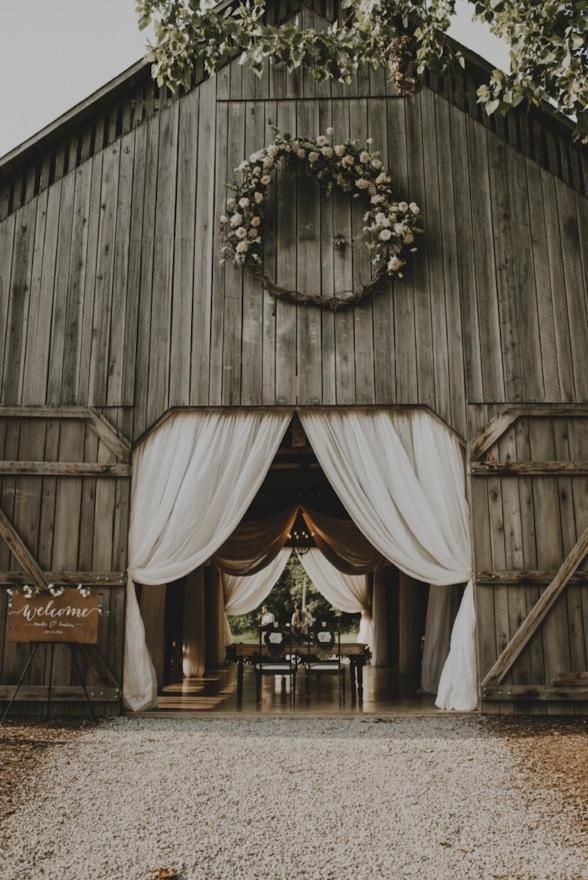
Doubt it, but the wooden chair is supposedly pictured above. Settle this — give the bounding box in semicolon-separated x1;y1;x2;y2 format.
304;621;345;705
254;625;297;705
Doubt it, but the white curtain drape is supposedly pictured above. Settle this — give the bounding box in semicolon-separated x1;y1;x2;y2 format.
297;548;374;654
124;411;291;711
299;410;477;711
421;585;461;694
222;548;292;646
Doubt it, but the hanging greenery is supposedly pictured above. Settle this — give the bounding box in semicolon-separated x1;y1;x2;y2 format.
219;127;421;309
137;0;587;142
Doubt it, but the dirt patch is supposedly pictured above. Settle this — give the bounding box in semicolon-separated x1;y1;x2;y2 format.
489;717;588;833
0;721;86;825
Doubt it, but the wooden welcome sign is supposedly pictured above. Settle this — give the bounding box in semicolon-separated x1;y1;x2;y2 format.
7;589;100;644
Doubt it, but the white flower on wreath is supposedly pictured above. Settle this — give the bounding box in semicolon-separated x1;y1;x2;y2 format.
238;160;249;171
404;231;414;244
394;223;404;235
227;198;236;209
398;201;409;212
230;213;243;227
236;227;248;239
308;151;320;163
334;144;346;157
359;151;370;163
296;148;307;159
239;197;250;208
250;150;264;162
263;157;274;169
254;191;264;204
371;158;383;170
220;214;228;224
236;240;250;254
379;228;392;241
260;175;271;185
375;211;387;225
366;137;374;145
251;216;261;227
248;228;259;239
355;178;370;190
316;135;329;146
267;144;279;158
342;154;354;167
375;173;388;185
370;194;384;204
321;146;334;158
388;255;402;272
410;202;420;215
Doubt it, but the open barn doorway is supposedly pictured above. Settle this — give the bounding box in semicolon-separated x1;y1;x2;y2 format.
134;414;468;715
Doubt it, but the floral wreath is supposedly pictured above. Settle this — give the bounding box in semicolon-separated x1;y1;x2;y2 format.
220;128;422;310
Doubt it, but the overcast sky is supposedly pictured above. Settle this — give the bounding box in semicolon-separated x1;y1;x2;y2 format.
0;0;509;159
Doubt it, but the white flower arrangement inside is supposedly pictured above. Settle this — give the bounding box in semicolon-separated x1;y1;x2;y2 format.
220;128;422;310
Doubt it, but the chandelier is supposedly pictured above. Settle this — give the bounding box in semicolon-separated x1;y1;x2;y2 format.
288;526;314;556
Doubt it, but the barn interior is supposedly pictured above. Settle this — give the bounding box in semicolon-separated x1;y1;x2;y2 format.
137;416;460;714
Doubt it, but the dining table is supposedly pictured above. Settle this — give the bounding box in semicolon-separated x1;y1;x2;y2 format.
226;641;371;705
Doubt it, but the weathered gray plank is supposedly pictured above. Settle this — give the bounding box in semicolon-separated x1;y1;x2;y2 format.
191;79;215;405
349;98;375;405
60;162;93;404
88;143;121;406
147;102;179;426
222;101;246;405
2;201;37;404
274;100;297;405
466;120;505;401
241;101;265;405
106;132;135;407
171;89;198;407
296;99;323;405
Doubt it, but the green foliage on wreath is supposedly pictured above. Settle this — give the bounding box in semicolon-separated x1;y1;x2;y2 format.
219;127;421;308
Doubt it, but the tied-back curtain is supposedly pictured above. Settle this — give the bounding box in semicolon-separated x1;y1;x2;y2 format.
124;411;291;712
222;548;292;646
297;549;374;653
213;508;297;575
299;410;477;711
300;508;384;574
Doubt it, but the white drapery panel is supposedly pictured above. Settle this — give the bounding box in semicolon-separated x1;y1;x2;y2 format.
421;584;462;694
124;411;291;711
299;410;477;711
297;549;374;654
222;548;292;646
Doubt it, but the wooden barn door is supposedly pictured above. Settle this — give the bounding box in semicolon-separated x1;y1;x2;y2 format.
0;407;130;715
469;405;588;714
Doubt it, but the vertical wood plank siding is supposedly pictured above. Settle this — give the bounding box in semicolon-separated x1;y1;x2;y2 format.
0;72;585;438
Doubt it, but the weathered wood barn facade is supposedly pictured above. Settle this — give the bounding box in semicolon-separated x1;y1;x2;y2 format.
0;0;586;716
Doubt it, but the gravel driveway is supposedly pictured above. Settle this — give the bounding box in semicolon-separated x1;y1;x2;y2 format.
1;716;586;880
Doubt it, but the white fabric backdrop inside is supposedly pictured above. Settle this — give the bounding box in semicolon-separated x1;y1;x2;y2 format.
299;410;477;711
297;549;374;654
124;411;291;712
222;548;292;646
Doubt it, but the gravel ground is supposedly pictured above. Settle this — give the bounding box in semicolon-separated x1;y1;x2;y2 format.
0;716;587;880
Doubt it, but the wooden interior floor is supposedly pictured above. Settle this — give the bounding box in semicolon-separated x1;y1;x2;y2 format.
138;666;439;716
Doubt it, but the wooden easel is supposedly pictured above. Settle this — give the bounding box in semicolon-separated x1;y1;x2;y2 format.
0;641;98;726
